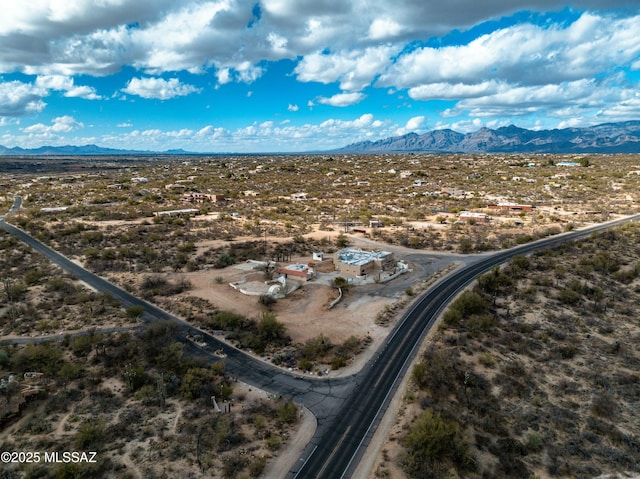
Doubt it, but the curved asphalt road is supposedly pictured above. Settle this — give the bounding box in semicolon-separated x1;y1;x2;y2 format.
290;213;640;479
2;196;638;478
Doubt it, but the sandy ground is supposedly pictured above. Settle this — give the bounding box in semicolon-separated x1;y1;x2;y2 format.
178;258;397;347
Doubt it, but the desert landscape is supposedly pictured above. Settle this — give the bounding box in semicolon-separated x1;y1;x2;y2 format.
1;152;639;478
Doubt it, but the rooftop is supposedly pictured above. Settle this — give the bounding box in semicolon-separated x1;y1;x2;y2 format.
338;248;392;266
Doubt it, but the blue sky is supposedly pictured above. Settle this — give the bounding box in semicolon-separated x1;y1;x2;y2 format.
0;1;639;152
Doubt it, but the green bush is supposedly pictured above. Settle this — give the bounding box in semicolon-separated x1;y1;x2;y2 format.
278;401;298;424
215;253;236;268
125;305;145;319
443;290;489;326
401;408;470;478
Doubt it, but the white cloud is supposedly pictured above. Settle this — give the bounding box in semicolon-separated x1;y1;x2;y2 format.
368;18;404;40
36;75;102;100
64;85;102;100
216;68;232;85
122;77;200;100
22;115;84;135
409;81;501;100
378;12;640;89
396;115;425;135
235;62;264;83
89;113;389;152
35;75;74;91
295;45;399;91
317;92;366;107
288;103;299;112
0;81;47;116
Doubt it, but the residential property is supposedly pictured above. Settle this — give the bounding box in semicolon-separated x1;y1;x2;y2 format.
336;249;395;277
488;203;536;212
458;211;492;223
278;263;316;281
182;192;225;203
153;208;199;217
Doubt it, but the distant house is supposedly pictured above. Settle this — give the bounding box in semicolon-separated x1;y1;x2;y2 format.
131;177;148;183
291;192;308;201
40;206;68;213
165;183;186;190
557;161;580;167
488;203;535;212
153;208;198;217
182;192;225;203
458;211;492;223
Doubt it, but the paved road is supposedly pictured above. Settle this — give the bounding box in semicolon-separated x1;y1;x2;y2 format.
291;213;640;479
2;197;638;478
0;216;357;421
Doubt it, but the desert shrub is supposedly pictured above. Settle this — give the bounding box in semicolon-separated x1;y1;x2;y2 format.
278;401;298;424
401;408;471;479
443;290;489;326
478;352;497;368
301;334;333;361
298;358;313;371
75;418;108;450
591;393;619;419
215;253;236;268
208;311;245;330
258;294;276;306
557;287;581;305
180;367;225;401
257;312;289;346
125;305;145;319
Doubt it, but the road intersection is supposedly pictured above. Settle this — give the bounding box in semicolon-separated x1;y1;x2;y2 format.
2;196;638;478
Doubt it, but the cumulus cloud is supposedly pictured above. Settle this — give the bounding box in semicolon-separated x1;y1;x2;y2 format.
36;75;102;99
396;115;426;135
288;104;299;111
22;115;84;134
0;81;47;116
122;77;201;100
295;45;398;91
317;92;366;107
378;12;640;89
2;1;640;149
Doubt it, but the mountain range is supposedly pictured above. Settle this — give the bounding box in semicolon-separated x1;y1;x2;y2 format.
1;121;640;155
336;120;640;154
0;144;191;156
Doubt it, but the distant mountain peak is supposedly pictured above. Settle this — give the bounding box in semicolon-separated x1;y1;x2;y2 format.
335;121;640;154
